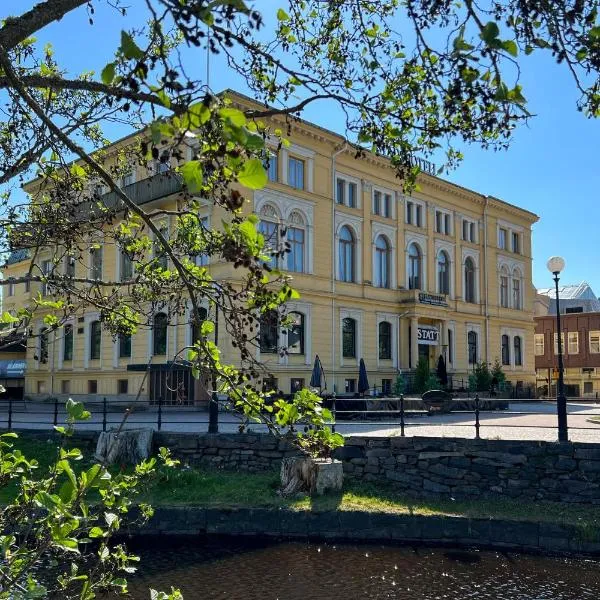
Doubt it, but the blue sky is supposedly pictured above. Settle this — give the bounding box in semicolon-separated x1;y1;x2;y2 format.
10;1;600;293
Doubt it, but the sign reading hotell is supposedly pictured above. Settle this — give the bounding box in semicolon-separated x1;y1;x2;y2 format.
418;292;448;307
417;326;439;345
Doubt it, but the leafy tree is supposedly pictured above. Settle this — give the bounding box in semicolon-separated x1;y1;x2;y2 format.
393;373;405;397
469;361;493;393
491;358;507;389
414;358;431;394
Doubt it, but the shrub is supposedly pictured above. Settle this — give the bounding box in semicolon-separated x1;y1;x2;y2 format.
393;373;405;396
414;358;431;394
469;361;492;392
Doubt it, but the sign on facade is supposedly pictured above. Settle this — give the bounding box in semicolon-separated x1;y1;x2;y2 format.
418;292;448;307
417;326;439;345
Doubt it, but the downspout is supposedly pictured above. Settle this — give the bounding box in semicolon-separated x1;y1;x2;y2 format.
484;196;490;364
331;142;348;394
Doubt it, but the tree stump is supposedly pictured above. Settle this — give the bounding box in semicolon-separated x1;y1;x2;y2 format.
280;456;343;497
95;428;153;466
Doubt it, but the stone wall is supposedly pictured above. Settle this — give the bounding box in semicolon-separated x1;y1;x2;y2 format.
154;432;600;504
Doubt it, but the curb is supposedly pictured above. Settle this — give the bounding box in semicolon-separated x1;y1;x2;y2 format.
129;506;600;556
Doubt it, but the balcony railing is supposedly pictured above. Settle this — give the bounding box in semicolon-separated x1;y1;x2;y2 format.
99;172;183;211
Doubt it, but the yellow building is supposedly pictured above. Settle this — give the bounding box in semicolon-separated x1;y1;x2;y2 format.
2;91;539;403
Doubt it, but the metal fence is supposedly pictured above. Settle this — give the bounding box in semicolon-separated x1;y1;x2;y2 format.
1;395;600;442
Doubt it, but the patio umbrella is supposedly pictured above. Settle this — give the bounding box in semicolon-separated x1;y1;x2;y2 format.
436;355;448;387
358;358;370;397
309;354;326;393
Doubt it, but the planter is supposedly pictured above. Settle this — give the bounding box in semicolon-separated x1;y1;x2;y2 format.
280;456;343;497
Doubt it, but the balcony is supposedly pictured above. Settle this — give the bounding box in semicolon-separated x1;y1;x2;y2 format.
398;289;449;308
99;172;183;211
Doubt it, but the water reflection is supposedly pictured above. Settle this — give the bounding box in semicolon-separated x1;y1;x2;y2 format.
126;537;600;599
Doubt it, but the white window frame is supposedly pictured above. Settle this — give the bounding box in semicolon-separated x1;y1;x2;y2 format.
372;185;394;219
83;312;101;369
461;217;478;243
372;222;397;289
405;234;426;291
376;312;399;368
435;240;455;298
405;198;426;228
435;208;453;236
335;172;361;208
340;308;363;367
58;318;75;370
281;143;314;193
462;249;480;304
446;321;456;368
466;323;482;365
534;333;545;356
498;227;507;250
568;331;579;354
501;327;526;369
554;332;565;355
335;214;362;283
511;231;521;254
590;331;600;354
281;301;312;366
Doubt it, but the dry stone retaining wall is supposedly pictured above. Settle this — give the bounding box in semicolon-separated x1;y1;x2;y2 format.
154;432;600;504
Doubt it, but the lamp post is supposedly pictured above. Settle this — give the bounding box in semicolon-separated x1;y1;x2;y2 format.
547;256;568;442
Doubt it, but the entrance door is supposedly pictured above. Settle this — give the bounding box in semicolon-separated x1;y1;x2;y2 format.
418;344;429;364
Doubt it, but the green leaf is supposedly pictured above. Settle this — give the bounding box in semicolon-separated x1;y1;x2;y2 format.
219;107;246;127
501;40;518;57
237;158;267;190
480;21;500;45
120;31;144;61
66;399;91;421
277;8;290;21
89;527;105;538
181;160;203;193
0;311;19;324
101;62;116;85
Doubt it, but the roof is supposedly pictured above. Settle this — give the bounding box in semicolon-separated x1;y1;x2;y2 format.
5;248;30;266
537;281;598;300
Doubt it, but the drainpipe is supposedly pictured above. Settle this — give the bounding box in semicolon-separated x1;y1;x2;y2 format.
331;142;348;394
484;197;490;364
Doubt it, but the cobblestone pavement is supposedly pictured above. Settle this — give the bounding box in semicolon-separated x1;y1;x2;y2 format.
1;400;600;442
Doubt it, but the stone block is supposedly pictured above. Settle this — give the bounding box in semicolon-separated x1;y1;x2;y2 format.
488;520;539;547
423;478;450;493
418;452;465;460
428;463;467;479
574;447;600;460
366;448;392;458
334;446;364;460
579;460;600;473
421;516;471;540
345;437;367;447
469;451;527;465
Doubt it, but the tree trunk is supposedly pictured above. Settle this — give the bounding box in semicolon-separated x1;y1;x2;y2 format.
95;428;153;466
280;456;343;497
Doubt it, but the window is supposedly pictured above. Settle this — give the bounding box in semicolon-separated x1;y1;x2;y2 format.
514;336;523;366
468;331;478;365
41;259;51;295
88;380;98;394
288;157;305;190
381;379;392;395
336;178;345;205
512;270;522;309
590;331;600;354
259;310;278;354
373;191;392;217
534;333;545;356
437;251;450;295
119;333;132;358
266;153;278;182
154;226;168;270
63;324;73;361
7;280;14;296
406;201;413;224
65;256;76;278
259;220;279;267
406;201;424;226
118;379;129;394
378;321;392;360
286;312;304;355
291;378;305;394
345;379;356;393
348;182;357;208
585;381;594;394
190;307;208;345
373;190;381;215
501;334;510;366
408;243;422;290
448;328;454;364
464;257;476;303
153;312;168;356
61;380;70;394
338;226;356;283
262;377;278;393
462;219;476;243
500;268;509;308
374;235;390;288
415;204;423;227
91;247;103;280
122;170;135;186
195;216;210;267
553;332;565;355
568;332;579;354
90;320;101;360
498;228;507;249
39;328;48;364
120;248;133;281
37;381;46;394
566;307;584;314
512;232;521;254
342;317;356;358
436;211;451;235
287;226;305;273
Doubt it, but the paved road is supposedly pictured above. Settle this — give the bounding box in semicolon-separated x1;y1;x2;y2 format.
2;400;600;442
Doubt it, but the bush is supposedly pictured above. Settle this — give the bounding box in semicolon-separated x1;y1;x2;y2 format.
393;373;405;396
425;373;440;392
468;361;492;392
414;358;431;394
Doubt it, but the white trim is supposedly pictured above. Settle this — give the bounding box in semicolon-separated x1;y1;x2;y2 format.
500;327;526;370
340;307;363;367
447;321;456;369
58;317;75;370
335;171;362;208
283;301;312;366
376;312;399;368
372;222;397;289
434;206;454;236
84;312;101;369
466;322;482;365
497;218;524;233
371;184;395;219
404;233;427;290
461;248;480;304
403;196;426;228
434;239;455;298
335;214;363;283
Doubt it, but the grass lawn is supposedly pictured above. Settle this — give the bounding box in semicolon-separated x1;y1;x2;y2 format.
4;433;600;534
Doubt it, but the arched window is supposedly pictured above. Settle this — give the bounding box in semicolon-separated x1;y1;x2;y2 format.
258;204;280;267
90;320;101;360
512;269;522;309
120;248;133;281
500;267;509;308
339;226;356;283
259;310;278;354
90;246;103;280
408;243;422;290
119;333;131;358
342;317;356;358
154;225;168;270
379;321;392;360
286;312;305;355
437;250;450;295
501;334;510;366
153;312;168;356
464;257;476;303
514;336;523;366
190;306;208;345
468;330;478;365
39;327;48;364
286;211;306;273
374;235;390;288
63;324;73;361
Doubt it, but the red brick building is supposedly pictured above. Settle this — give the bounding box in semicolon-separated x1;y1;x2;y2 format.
535;312;600;397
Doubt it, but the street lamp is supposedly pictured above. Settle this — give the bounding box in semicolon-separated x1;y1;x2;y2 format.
547;256;568;442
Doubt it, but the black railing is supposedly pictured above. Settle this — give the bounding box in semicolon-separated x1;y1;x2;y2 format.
1;395;600;442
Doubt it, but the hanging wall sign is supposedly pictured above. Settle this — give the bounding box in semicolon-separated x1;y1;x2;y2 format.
417;326;439;345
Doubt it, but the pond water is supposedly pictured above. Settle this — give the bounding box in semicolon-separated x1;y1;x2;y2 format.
125;537;600;599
